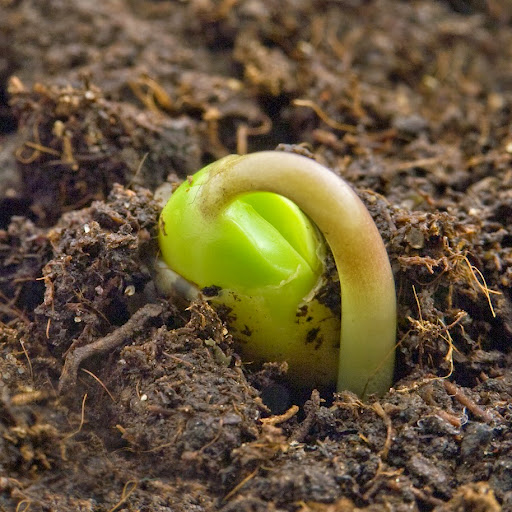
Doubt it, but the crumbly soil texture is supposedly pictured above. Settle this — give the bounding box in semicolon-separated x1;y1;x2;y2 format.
1;1;512;511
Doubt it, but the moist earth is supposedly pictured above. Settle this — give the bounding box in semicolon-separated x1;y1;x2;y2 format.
1;1;512;511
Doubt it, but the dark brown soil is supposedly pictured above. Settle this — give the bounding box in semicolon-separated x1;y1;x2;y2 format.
1;1;512;510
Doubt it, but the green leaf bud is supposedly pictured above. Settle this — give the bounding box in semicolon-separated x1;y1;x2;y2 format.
157;151;396;397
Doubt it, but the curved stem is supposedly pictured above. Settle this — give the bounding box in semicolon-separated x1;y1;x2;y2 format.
198;151;396;397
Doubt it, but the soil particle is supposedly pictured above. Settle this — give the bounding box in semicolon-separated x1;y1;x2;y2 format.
100;302;265;481
8;80;201;225
32;184;161;357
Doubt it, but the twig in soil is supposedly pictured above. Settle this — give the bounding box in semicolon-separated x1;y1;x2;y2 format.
260;405;299;426
58;303;163;393
81;368;116;402
62;393;88;442
236;115;272;155
162;351;194;367
463;255;500;318
15;114;63;166
433;408;463;428
292;99;357;133
409;285;456;379
387;477;445;507
385;476;444;507
223;467;260;502
204;113;229;157
362;464;402;502
289;389;321;443
21;141;60;157
443;380;493;424
18;339;33;381
198;420;224;454
409;485;445;507
438;319;454;379
107;480;137;512
372;402;392;460
16;500;32;512
129;75;173;113
393;156;443;172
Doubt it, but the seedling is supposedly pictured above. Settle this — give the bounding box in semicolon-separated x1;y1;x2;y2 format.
157;151;396;397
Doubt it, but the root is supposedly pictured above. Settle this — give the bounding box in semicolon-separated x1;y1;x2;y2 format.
58;303;163;393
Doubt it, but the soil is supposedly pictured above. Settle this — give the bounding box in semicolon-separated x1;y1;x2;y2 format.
1;0;512;510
